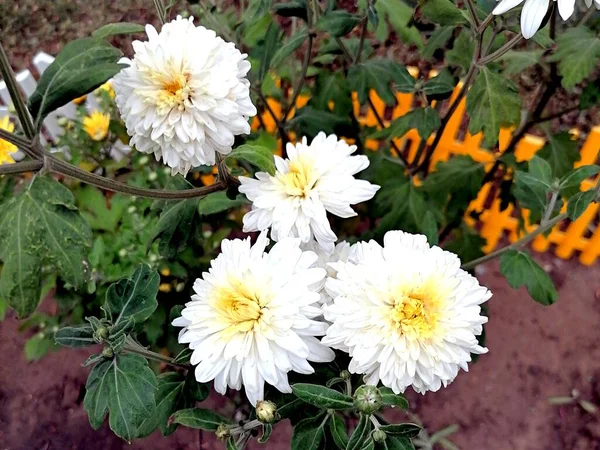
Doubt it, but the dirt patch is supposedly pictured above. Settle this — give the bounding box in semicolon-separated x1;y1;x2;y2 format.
1;255;599;449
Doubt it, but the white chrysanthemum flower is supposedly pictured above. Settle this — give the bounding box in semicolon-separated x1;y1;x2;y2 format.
113;16;257;175
322;231;491;394
239;132;380;253
492;0;576;39
172;231;335;405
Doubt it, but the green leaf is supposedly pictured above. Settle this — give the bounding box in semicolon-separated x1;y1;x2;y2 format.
499;250;558;305
376;180;427;236
291;414;327;450
446;31;474;74
197;191;248;216
580;80;600;110
380;387;409;409
28;38;123;123
424;155;485;199
316;10;362;37
105;264;159;327
362;438;376;450
83;354;157;441
314;72;353;116
271;30;308;70
55;324;95;348
567;189;597;220
466;67;521;147
228;144;276;175
292;383;354;409
0;177;92;318
559;165;600;199
348;60;415;105
259;22;283;82
371;107;440;141
347;414;372;450
445;224;486;265
379;424;421;437
513;156;554;220
551;27;600;89
286;106;351;137
93;22;146;39
422;69;457;99
537;133;581;179
500;50;544;76
421;211;439;246
330;413;349;449
25;334;54;361
383;436;416;450
0;295;7;321
422;26;454;59
171;408;231;431
76;186;128;232
274;1;307;20
420;0;468;25
368;0;423;48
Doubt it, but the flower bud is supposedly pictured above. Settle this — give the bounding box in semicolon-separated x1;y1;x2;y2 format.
353;385;382;415
255;400;277;423
102;347;114;358
373;429;387;443
340;370;351;380
215;423;230;441
94;327;109;343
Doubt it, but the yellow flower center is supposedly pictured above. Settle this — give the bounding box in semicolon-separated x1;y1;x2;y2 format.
150;70;192;114
83;111;110;141
213;276;267;336
0;116;18;164
278;157;317;198
390;279;449;340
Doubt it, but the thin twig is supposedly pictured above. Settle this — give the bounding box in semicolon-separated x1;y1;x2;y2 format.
477;33;523;66
354;17;369;64
0;160;44;175
542;191;559;225
465;0;480;28
124;337;190;370
284;33;314;120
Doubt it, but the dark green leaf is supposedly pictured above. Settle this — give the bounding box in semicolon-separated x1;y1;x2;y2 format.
376;181;427;236
28;38;123;122
423;155;485;199
500;50;544;75
421;0;468;25
371;0;423;48
348;60;415;105
422;69;457;100
171;408;231;431
93;22;145;39
286;106;351;138
367;4;379;28
551;27;600;89
421;211;439;246
197;191;248;216
559;165;600;198
0;177;92;317
173;347;192;364
499;250;558;305
330;413;349;449
383;436;416;450
274;1;307;21
466;67;521;147
422;26;454;59
271;30;308;69
580;80;600;110
259;423;273;443
362;438;375;450
446;31;474;74
292;383;354;409
291;414;327;450
347;414;372;450
379;424;421;437
567;189;597;220
82;353;106;367
227;436;238;450
316;10;362;37
537;133;581;179
445;224;486;265
313;72;353;116
24;334;54;361
83;354;157;441
379;387;409;409
513;156;554;220
55;324;94;348
259;23;283;81
228;144;276;175
371;107;440;141
105;264;159;327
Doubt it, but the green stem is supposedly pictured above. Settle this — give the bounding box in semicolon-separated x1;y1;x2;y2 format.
460;212;567;270
0;128;38;160
0;160;43;175
123;338;190;370
542;191;559;225
465;0;480;28
477;33;523;66
152;0;167;24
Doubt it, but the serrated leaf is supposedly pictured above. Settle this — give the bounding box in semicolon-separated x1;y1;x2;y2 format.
550;27;600;89
422;26;455;59
105;264;159;327
567;189;597;220
500;50;544;76
347;414;372;450
171;408;232;431
379;424;421;437
55;323;95;348
330;413;349;449
271;30;308;70
349;60;415;105
420;0;468;25
291;414;327;450
0;177;92;318
559;165;600;198
423;155;485;199
466;67;521;147
446;31;474;74
367;0;423;48
537;133;581;179
499;250;557;305
316;10;362;37
513;156;554;220
93;22;146;39
28;38;123;123
422;69;457;99
292;383;353;409
371;107;440;141
380;387;410;409
84;354;157;441
376;180;427;236
259;22;283;82
228;144;276;175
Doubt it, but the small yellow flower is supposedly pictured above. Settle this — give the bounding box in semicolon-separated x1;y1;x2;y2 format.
160;268;171;277
83;111;110;141
73;95;87;105
159;283;172;293
0;116;17;165
96;82;116;99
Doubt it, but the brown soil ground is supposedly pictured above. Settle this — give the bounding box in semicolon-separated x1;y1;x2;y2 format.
1;255;600;450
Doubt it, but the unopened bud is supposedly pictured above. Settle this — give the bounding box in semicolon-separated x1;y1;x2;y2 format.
255;400;277;423
215;423;230;441
102;347;114;358
94;327;109;343
148;172;158;181
340;370;351;380
373;429;387;443
353;385;382;415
